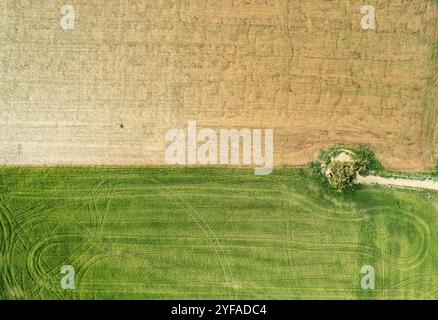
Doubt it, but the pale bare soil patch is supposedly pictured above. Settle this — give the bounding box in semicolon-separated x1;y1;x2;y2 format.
0;0;437;169
357;174;438;191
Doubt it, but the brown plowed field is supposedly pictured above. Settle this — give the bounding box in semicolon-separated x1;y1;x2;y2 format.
1;0;438;170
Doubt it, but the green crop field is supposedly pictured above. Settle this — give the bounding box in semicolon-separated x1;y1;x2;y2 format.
1;167;438;300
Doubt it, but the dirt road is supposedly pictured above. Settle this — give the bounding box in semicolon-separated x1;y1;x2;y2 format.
357;174;438;191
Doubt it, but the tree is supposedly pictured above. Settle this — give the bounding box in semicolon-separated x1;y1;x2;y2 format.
326;159;367;192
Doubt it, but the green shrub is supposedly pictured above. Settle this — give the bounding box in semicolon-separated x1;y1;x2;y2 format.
326;159;367;192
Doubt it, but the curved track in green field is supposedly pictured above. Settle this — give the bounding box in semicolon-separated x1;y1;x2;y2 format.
1;168;438;299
